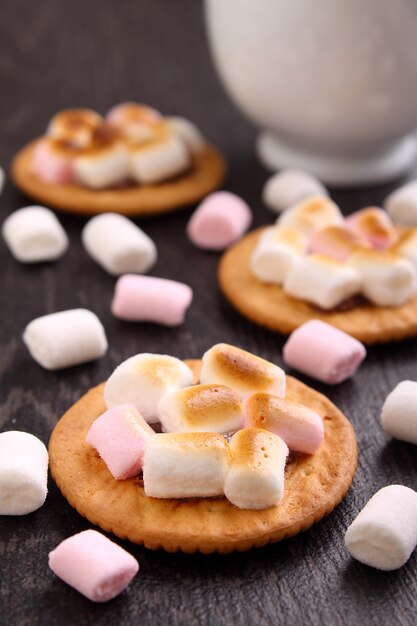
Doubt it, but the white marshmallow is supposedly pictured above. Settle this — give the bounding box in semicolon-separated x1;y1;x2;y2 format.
104;353;194;424
384;180;417;226
82;213;157;276
74;134;130;189
250;225;307;285
345;485;417;570
224;428;288;509
47;109;103;148
349;249;417;306
262;169;328;214
393;229;417;270
157;384;243;434
200;343;286;400
23;309;107;370
167;116;206;155
277;196;343;235
0;431;48;515
0;166;4;195
2;206;68;263
284;254;362;309
143;432;231;498
381;381;417;444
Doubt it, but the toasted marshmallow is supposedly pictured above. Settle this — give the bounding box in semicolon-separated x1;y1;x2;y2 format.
33;137;76;184
277;196;343;235
392;228;417;270
73;126;130;189
200;343;285;400
143;432;231;498
345;207;398;250
47;108;103;148
224;428;288;510
244;393;324;454
262;169;328;214
167;116;205;155
284;254;362;309
308;225;371;261
349;249;417;306
250;225;307;284
104;353;194;424
106;102;161;141
384;180;417;226
129;122;191;185
157;384;243;434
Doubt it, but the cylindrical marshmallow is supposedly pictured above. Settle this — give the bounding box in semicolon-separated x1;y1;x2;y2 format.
393;229;417;270
0;431;48;515
157;384;243;434
224;428;288;510
33;138;76;184
283;320;366;385
2;206;68;263
104;353;194;423
250;225;307;285
49;529;139;602
73;126;130;189
384;181;417;226
143;432;232;498
345;485;417;570
277;196;343;235
23;308;107;370
111;275;193;326
345;207;398;250
262;169;328;214
82;213;157;276
308;225;370;262
106;102;161;141
381;381;417;445
86;404;155;480
47;109;103;148
167;116;206;155
187;191;252;251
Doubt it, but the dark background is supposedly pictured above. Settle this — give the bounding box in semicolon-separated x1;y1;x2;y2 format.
0;1;416;625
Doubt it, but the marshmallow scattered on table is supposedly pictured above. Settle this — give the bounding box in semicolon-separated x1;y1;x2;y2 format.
23;308;107;370
33;138;76;184
143;432;231;498
349;249;417;306
262;169;328;214
244;393;324;454
283;320;366;384
2;206;68;263
47;109;103;148
277;196;343;235
200;343;286;400
250;225;307;284
82;213;157;276
381;381;417;445
345;207;398;250
308;225;370;262
157;384;243;434
73;126;130;189
104;353;194;424
345;485;417;570
167;116;206;155
224;428;288;510
384;180;417;226
86;404;155;479
0;431;48;515
106;102;161;141
49;529;139;602
283;253;362;309
187;191;252;251
111;275;192;326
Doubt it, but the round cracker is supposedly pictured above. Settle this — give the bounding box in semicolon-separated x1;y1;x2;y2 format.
219;227;417;345
49;363;357;554
11;139;226;217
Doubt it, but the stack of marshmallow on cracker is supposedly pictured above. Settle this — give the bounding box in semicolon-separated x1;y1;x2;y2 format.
86;343;324;510
33;104;206;188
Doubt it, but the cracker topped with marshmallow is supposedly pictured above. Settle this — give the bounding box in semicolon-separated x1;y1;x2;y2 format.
11;103;226;216
49;344;357;553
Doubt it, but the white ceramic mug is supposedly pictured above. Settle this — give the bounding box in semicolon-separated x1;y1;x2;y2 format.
204;0;417;185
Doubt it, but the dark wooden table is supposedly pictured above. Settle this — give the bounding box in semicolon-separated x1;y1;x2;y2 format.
1;2;416;624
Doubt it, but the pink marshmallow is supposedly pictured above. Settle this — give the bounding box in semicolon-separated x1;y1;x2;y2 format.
283;320;366;384
33;138;75;184
187;191;252;250
111;274;193;326
345;207;398;250
48;529;139;602
308;225;370;261
86;403;154;479
244;392;324;454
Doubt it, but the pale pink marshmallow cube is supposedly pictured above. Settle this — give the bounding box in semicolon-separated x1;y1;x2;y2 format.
283;320;366;384
345;207;398;250
86;403;154;479
48;529;139;602
33;138;75;184
111;275;193;326
187;191;252;250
